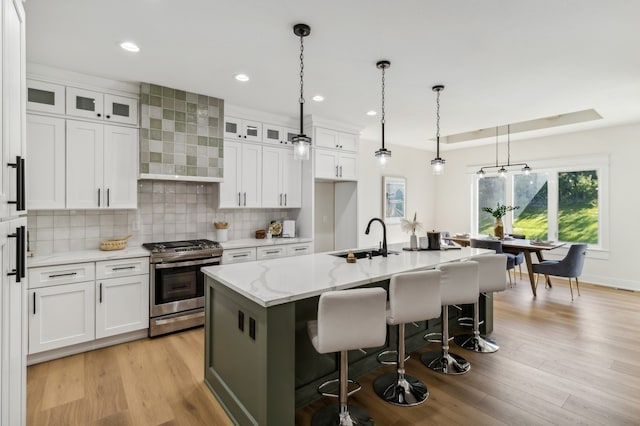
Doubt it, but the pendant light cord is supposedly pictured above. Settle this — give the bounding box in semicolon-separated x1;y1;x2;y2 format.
507;124;511;166
435;88;441;157
381;65;386;149
495;126;499;167
298;33;305;133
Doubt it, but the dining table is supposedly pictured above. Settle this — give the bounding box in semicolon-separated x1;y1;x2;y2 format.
446;236;566;297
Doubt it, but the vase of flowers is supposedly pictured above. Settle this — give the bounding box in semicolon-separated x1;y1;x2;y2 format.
401;212;423;249
481;203;519;240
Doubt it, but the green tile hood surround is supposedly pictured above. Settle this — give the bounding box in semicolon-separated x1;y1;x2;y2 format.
139;83;224;182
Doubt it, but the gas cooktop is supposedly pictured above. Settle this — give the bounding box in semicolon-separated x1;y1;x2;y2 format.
143;239;223;262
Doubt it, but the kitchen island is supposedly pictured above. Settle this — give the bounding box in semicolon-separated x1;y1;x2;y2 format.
202;245;491;425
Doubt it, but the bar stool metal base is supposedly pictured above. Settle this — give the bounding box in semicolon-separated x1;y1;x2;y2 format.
311;404;374;426
421;351;471;375
453;334;499;353
373;373;429;406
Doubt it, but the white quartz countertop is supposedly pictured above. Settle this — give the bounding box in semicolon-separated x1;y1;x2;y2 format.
202;244;491;307
221;237;313;250
28;247;151;268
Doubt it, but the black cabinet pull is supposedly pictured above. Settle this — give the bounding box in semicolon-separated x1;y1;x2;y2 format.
99;283;103;303
284;194;287;206
6;226;24;282
107;188;110;207
48;272;77;278
98;188;101;207
112;266;136;271
249;318;256;340
106;115;111;119
232;254;248;258
238;192;241;206
7;156;25;211
33;292;36;315
97;113;102;117
244;192;247;206
279;194;282;206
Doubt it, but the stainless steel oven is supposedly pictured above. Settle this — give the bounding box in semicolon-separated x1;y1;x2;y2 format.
143;240;222;337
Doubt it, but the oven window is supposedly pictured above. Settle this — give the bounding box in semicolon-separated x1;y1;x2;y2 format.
155;264;204;305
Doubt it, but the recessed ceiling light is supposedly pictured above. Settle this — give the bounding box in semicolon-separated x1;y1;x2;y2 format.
235;74;250;82
312;95;324;102
120;42;140;52
366;110;377;116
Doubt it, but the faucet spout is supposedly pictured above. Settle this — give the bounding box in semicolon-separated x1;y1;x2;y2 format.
364;217;388;257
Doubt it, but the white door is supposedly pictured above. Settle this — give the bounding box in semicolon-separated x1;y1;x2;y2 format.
241;143;262;207
95;275;149;339
315;127;339;149
66;120;104;209
28;281;95;354
104;94;138;126
338;153;358;181
26;115;65;209
261;146;282;207
103;125;137;208
219;140;242;207
2;0;26;220
314;149;339;180
338;132;358;151
282;148;301;207
66;87;104;120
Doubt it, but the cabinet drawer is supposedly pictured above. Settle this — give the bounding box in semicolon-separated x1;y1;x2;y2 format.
286;243;313;256
96;257;150;279
29;262;95;289
256;246;286;260
222;248;257;264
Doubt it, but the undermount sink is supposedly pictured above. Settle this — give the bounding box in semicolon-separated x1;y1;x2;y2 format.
331;249;399;259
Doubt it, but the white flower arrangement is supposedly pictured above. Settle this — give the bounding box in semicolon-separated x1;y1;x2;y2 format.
400;212;423;236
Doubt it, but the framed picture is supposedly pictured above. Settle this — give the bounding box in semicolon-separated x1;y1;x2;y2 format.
383;176;406;224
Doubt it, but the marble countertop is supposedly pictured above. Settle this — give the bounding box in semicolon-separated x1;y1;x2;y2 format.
221;237;313;250
28;247;151;268
202;244;491;307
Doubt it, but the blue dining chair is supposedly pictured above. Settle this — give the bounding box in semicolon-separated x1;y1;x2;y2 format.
506;233;526;279
531;243;587;300
469;238;517;286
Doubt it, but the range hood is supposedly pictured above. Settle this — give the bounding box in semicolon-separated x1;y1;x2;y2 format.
139;83;224;182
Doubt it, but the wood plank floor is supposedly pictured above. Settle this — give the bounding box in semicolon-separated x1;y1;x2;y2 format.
28;276;640;425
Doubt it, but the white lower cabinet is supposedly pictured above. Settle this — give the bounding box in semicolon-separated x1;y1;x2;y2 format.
95;275;149;339
222;247;257;264
256;246;286;260
224;242;313;263
28;281;95;354
28;257;149;355
286;242;313;256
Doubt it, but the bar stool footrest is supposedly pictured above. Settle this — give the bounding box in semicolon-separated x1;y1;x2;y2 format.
376;349;410;365
317;378;362;398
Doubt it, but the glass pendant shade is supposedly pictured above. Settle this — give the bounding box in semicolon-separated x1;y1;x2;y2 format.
375;60;391;166
522;164;531;175
292;23;311;161
431;157;445;175
498;166;507;177
477;169;486;178
292;135;310;160
375;147;391;166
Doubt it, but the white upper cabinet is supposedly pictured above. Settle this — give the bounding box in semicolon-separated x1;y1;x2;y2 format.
315;150;358;181
26;80;65;115
224;116;262;142
65;87;138;126
26;114;66;209
262;146;301;208
66;120;137;209
66;87;104;120
314;127;358;151
263;124;300;147
219;140;262;208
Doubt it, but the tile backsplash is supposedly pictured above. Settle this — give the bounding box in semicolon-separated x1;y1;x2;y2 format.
27;181;291;255
139;83;224;179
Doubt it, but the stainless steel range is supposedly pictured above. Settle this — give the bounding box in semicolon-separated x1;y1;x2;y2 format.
143;239;223;337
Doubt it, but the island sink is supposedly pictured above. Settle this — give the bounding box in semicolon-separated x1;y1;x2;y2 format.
331;249;399;259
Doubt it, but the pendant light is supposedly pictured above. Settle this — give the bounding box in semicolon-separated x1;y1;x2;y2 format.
291;23;311;160
430;85;445;175
374;60;391;166
477;124;532;177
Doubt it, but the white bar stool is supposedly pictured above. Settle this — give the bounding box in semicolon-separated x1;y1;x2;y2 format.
373;269;442;406
307;287;387;426
421;261;479;375
454;254;508;353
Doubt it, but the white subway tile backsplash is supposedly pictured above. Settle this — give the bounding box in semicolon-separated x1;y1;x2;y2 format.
28;181;293;254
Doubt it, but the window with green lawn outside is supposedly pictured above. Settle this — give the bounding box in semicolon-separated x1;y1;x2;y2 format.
474;163;603;247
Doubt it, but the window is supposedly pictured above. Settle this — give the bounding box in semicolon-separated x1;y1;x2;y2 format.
471;155;607;249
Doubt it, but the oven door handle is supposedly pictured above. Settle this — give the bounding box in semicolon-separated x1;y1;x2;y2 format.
154;257;221;269
154;311;205;325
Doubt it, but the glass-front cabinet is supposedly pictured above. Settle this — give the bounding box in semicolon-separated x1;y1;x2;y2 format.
66;86;104;120
104;94;138;125
27;79;65;114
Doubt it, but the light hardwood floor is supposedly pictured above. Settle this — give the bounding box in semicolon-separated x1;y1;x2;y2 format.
28;277;640;425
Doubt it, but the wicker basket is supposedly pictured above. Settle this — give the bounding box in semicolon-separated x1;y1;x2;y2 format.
100;234;132;251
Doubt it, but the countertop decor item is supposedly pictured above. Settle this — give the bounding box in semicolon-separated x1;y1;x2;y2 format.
346;250;356;263
374;60;392;166
401;212;422;249
214;221;229;242
100;234;132;251
255;229;266;239
481;203;519;240
269;220;283;237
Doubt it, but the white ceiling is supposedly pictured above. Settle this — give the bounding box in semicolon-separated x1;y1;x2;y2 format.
24;0;640;151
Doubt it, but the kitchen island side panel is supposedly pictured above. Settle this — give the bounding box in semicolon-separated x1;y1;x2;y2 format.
204;276;295;426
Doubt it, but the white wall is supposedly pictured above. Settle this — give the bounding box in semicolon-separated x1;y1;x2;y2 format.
357;139;437;248
435;122;640;291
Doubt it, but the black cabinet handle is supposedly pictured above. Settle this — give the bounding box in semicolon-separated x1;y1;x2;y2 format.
244;192;247;206
7;156;25;211
97;113;102;117
48;272;77;278
284;194;287;206
232;254;248;258
106;115;111;119
33;292;36;315
335;166;339;177
112;266;136;271
107;188;110;207
279;194;282;206
238;192;241;206
98;188;101;207
99;283;103;303
6;226;24;282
